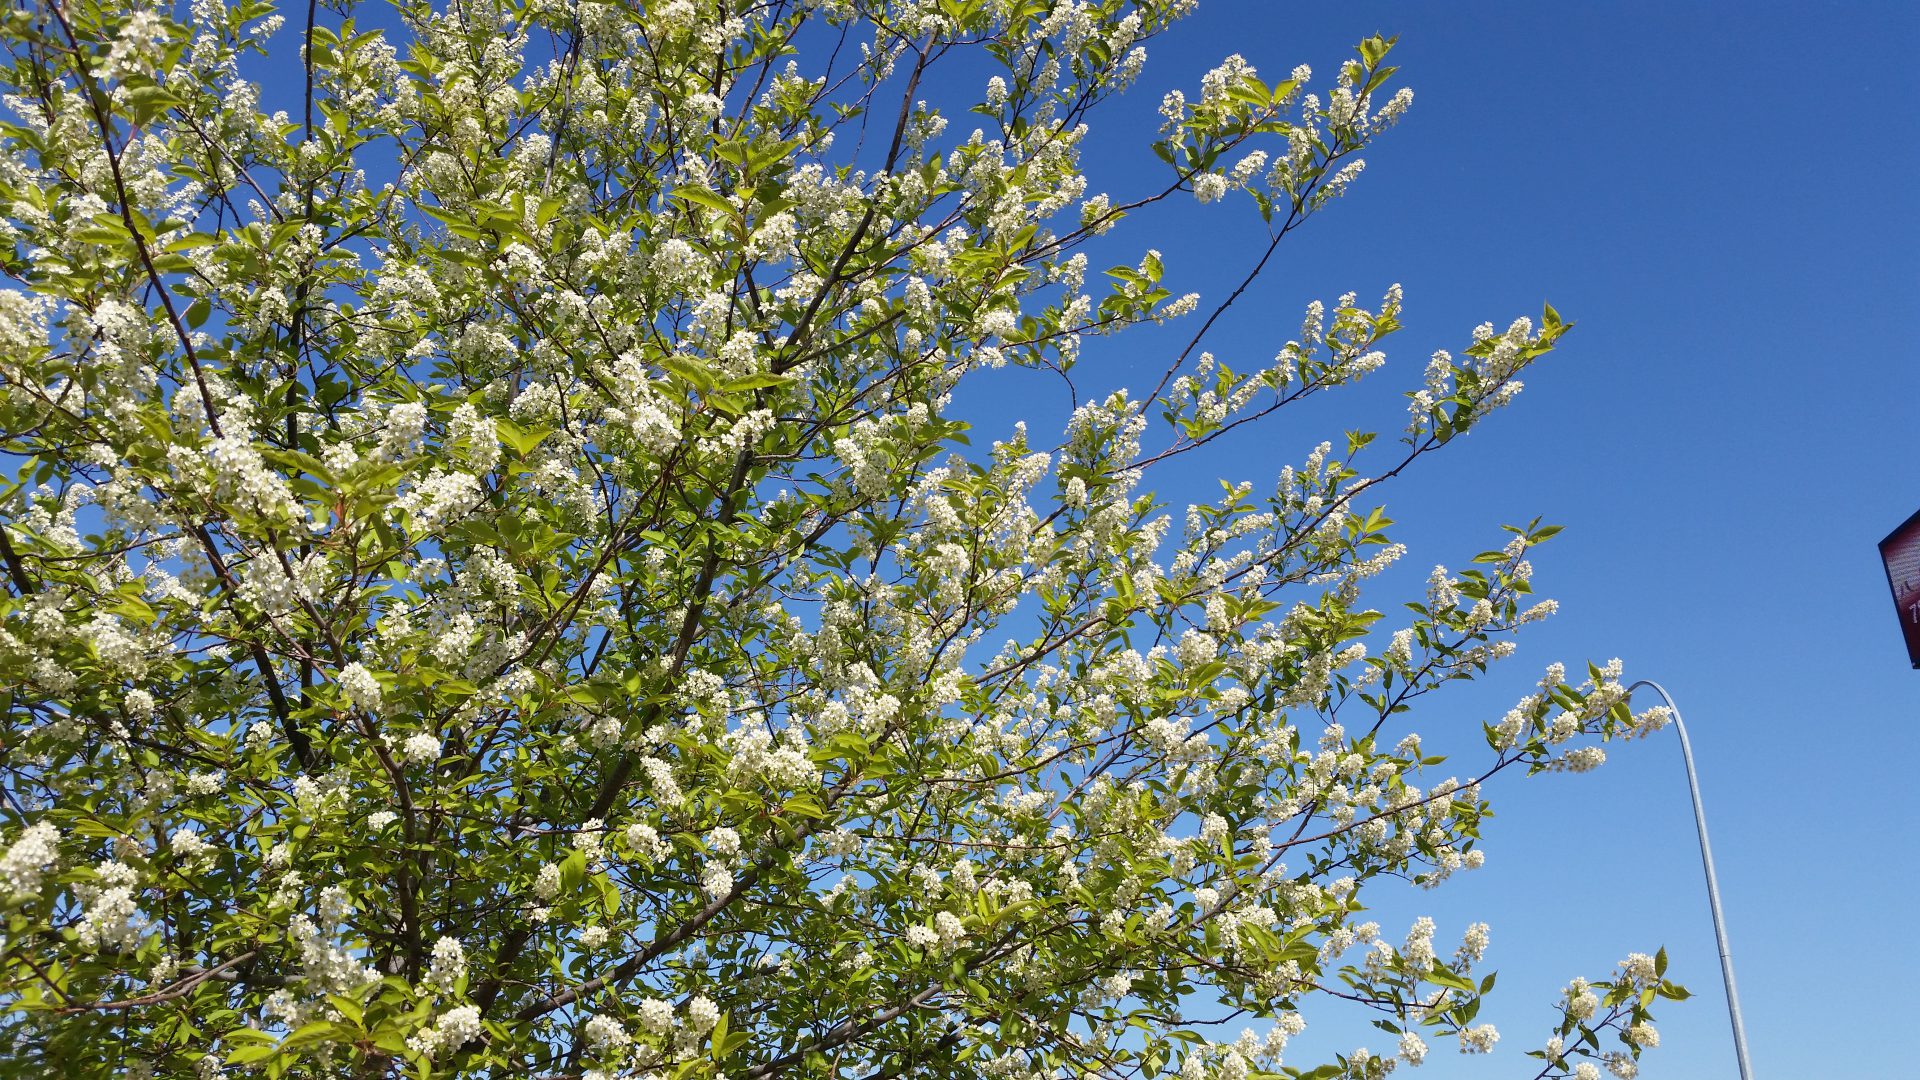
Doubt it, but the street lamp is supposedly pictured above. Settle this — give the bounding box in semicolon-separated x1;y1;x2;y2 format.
1625;680;1753;1080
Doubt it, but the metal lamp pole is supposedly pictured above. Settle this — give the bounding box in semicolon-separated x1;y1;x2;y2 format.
1625;680;1754;1080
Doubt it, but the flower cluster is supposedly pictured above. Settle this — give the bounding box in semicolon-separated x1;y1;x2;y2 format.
1;821;59;897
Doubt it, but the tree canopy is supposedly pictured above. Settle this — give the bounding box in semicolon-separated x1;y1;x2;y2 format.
0;1;1686;1078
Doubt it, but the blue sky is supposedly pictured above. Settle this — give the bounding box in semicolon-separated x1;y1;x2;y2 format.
992;2;1918;1075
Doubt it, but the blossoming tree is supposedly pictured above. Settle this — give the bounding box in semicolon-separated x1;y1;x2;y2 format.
0;0;1689;1077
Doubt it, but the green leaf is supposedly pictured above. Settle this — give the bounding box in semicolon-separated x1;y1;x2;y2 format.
716;372;796;393
559;849;586;895
1426;966;1476;992
659;353;718;392
124;85;185;125
781;795;826;819
495;419;554;458
677;187;736;216
1357;35;1395;67
226;1044;279;1065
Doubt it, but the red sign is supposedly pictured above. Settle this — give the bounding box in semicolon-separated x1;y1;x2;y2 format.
1881;509;1920;669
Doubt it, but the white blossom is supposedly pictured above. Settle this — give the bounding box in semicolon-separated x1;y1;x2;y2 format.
338;662;383;713
401;731;442;766
533;862;562;900
1;822;59;896
1398;1030;1427;1065
425;935;465;994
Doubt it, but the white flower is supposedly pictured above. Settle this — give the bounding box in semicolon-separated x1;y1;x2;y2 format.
685;994;719;1032
636;998;675;1034
1564;977;1598;1021
745;212;798;263
933;910;967;946
1402;916;1436;974
426;935;465;993
1193;173;1228;204
169;829;215;867
338;663;382;713
380;401;429;459
1458;922;1490;964
1176;629;1218;667
406;1030;440;1060
706;826;741;859
78;860;143;951
624;822;668;861
1200;813;1229;843
1558;746;1606;772
533;863;562;900
437;1004;483;1054
1458;1024;1498;1053
1619;952;1659;988
1081;193;1114;233
1397;1030;1427;1065
1;821;60;896
401;732;442;766
583;1014;630;1052
395;469;482;530
124;688;156;719
651;238;709;290
449;402;499;472
574;820;605;865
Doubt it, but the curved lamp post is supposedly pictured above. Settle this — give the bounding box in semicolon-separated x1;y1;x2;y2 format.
1625;680;1753;1080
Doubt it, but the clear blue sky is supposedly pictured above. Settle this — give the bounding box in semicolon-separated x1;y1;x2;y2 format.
1006;2;1918;1075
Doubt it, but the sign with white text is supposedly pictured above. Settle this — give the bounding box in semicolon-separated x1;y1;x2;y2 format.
1880;508;1920;669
